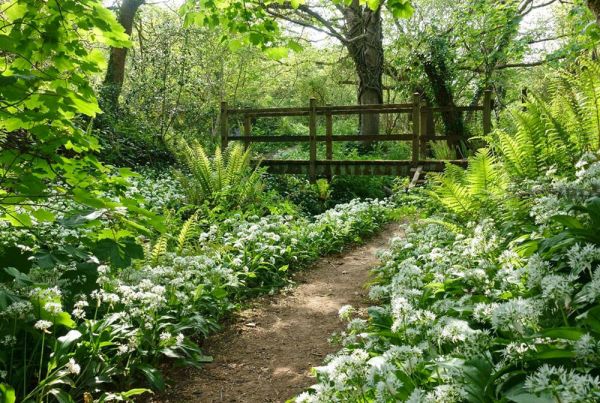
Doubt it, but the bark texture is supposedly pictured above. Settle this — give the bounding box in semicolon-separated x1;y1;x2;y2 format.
343;0;384;143
589;0;600;25
101;0;145;111
420;40;466;152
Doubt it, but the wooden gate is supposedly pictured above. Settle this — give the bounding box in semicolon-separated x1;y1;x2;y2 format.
219;91;492;181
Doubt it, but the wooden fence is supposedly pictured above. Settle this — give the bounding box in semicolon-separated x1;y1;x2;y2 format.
219;91;492;181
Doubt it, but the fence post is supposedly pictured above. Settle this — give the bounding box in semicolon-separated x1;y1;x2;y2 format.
521;87;528;112
483;89;492;136
412;93;421;166
419;103;428;159
220;101;228;150
309;97;317;183
243;107;251;149
325;104;333;179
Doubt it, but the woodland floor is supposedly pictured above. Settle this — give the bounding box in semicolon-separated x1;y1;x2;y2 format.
153;223;402;403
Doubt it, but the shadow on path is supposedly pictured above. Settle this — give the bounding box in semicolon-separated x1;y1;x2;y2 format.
154;223;403;403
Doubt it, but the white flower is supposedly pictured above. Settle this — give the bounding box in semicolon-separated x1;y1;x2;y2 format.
338;305;355;321
159;331;172;341
44;302;62;315
117;344;130;355
491;298;542;335
1;335;17;347
34;320;53;333
176;333;185;345
574;334;597;361
540;274;576;305
524;364;600;401
568;244;600;276
435;318;479;344
295;392;316;403
66;358;81;375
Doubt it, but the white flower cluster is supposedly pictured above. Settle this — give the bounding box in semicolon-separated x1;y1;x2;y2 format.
297;154;600;402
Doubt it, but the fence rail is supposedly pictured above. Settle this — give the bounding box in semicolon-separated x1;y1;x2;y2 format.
219;90;492;181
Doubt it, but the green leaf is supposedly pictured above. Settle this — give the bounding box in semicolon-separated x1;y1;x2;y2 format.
212;287;228;299
57;330;83;353
134;364;165;391
366;0;379;11
388;0;414;18
0;383;16;403
228;39;243;52
551;215;583;229
4;212;32;227
582;305;600;333
0;35;16;52
264;47;289;60
94;237;143;269
287;39;303;53
538;327;585;341
533;349;575;359
67;93;101;116
120;388;152;399
505;384;554;403
48;389;75;403
31;209;56;223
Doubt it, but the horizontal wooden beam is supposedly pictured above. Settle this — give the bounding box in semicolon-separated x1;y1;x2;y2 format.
322;107;412;115
255;159;467;176
228;134;414;143
228;104;482;116
227;103;416;117
229;135;310;142
424;106;483;112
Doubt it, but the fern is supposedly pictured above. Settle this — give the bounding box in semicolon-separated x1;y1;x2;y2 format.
465;149;499;194
176;212;199;255
432;60;600;220
492;61;600;181
431;149;505;219
172;141;263;208
150;235;168;265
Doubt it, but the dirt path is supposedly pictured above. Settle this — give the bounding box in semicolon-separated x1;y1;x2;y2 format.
156;223;402;403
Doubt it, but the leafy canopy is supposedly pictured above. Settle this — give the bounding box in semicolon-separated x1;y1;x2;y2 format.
180;0;413;58
0;0;130;221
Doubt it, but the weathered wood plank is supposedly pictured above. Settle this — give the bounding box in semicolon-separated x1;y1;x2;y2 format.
483;89;492;135
409;166;423;189
412;93;421;166
254;159;467;176
309;98;317;182
228;103;415;115
424;106;483;112
228;134;413;143
220;101;228;149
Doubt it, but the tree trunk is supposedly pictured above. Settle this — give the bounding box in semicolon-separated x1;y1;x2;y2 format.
100;0;145;113
589;0;600;25
420;42;466;154
344;1;384;151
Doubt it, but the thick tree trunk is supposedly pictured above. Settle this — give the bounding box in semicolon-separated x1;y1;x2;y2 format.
420;40;466;154
344;1;384;151
100;0;145;113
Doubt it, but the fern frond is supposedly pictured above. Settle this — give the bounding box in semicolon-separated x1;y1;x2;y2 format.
465;148;499;195
150;235;168;265
176;212;199;256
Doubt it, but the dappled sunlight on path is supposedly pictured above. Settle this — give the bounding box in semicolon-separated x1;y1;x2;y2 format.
153;223;403;403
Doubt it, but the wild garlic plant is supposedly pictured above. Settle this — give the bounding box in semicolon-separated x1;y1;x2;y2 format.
0;171;392;402
297;155;600;403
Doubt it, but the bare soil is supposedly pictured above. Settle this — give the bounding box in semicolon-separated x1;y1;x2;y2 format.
154;223;401;403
